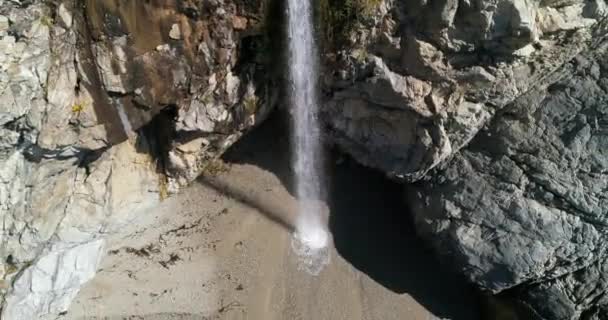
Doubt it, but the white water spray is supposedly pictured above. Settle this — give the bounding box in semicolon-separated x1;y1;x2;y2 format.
287;0;330;274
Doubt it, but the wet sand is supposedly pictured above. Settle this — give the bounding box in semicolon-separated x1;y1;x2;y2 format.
64;113;480;320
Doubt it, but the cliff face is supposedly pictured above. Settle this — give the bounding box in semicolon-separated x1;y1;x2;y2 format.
409;46;608;319
1;0;607;319
0;0;274;318
321;0;606;181
320;1;608;318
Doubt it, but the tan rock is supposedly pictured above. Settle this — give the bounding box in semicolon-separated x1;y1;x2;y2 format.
232;16;248;30
169;23;181;40
0;16;8;34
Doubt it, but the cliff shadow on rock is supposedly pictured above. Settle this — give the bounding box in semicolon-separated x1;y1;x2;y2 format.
217;110;482;320
328;159;482;320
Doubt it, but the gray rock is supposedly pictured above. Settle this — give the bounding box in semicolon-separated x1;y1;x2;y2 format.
0;15;8;34
322;0;607;181
2;240;105;320
407;37;608;319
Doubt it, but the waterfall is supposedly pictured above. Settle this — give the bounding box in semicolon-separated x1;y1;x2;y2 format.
287;0;331;274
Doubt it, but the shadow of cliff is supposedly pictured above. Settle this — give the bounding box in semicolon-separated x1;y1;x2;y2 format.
328;159;481;320
220;110;481;320
221;110;297;194
198;176;296;233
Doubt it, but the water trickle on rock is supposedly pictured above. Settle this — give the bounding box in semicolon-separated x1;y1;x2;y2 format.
287;0;330;275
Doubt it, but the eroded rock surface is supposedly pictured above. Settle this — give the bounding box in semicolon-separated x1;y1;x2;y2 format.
82;0;277;188
322;0;607;181
408;36;608;319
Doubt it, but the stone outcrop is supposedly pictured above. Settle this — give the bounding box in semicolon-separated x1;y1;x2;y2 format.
81;0;277;189
408;41;608;319
322;0;607;181
0;0;275;318
319;0;608;318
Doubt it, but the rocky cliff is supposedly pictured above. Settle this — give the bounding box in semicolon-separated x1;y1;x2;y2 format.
0;0;275;318
0;0;607;319
321;0;606;182
409;45;608;319
319;0;608;318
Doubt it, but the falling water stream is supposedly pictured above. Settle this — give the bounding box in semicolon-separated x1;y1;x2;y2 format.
287;0;331;274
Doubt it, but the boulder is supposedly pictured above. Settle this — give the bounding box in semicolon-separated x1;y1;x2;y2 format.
322;0;607;181
407;38;608;319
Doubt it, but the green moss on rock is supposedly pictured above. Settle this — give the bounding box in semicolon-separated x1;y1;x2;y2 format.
317;0;382;48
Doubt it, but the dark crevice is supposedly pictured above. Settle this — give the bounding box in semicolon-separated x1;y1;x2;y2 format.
106;91;133;99
77;147;111;176
131;97;153;112
135;104;178;176
481;290;547;320
22;144;105;165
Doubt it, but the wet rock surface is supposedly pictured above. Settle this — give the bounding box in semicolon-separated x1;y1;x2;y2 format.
81;0;278;188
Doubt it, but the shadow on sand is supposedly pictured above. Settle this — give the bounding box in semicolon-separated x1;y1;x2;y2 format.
216;111;481;320
198;176;297;233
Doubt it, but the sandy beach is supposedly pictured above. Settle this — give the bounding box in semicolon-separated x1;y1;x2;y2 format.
63;114;480;320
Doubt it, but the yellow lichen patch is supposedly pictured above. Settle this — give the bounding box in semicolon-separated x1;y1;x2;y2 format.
39;15;54;27
4;263;18;276
243;95;259;115
203;159;230;176
158;174;169;201
71;103;84;113
353;48;369;63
